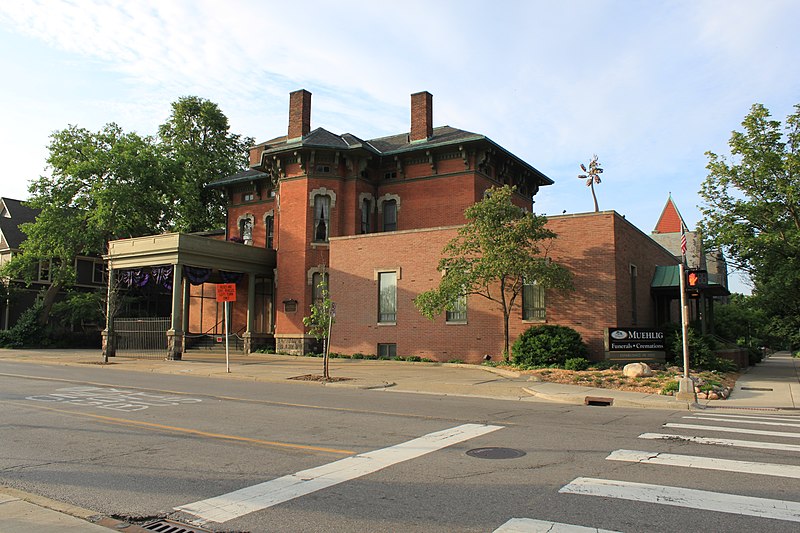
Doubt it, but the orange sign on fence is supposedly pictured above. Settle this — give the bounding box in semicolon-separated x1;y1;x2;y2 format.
216;283;237;302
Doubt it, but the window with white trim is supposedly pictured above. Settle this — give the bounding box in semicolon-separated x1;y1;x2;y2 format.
361;198;371;234
265;215;274;249
313;195;331;242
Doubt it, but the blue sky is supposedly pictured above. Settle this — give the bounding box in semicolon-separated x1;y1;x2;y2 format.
2;0;799;294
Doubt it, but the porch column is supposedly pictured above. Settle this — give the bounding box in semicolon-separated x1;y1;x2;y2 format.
101;264;116;361
181;274;190;353
243;271;256;354
166;264;183;360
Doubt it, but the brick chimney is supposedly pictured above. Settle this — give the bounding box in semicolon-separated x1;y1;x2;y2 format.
288;89;311;140
410;91;433;141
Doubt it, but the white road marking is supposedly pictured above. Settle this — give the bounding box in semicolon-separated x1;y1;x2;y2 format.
26;386;202;412
176;423;503;524
684;415;800;429
639;432;800;453
559;477;800;522
607;449;800;478
493;517;620;532
692;413;800;423
665;423;800;439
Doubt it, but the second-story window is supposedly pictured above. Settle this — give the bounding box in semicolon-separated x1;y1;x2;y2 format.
314;195;331;242
383;199;397;232
361;198;371;234
265;215;274;249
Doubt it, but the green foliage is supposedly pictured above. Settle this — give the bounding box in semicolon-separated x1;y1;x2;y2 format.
158;97;253;232
699;103;800;350
512;325;588;368
564;357;590;371
405;355;422;362
661;380;680;395
302;281;335;341
351;353;365;359
0;302;45;348
714;293;771;347
666;327;738;372
51;290;104;330
415;185;573;359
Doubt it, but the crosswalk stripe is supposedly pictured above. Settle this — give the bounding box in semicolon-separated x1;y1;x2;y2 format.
665;423;800;439
559;477;800;522
684;415;800;429
693;413;800;423
175;423;503;524
607;449;800;478
493;517;621;532
639;432;800;453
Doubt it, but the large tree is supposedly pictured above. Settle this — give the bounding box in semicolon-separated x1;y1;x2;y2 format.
158;96;253;232
699;103;800;348
4;123;176;324
414;185;573;359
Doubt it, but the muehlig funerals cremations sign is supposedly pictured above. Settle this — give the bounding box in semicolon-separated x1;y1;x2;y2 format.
605;327;666;360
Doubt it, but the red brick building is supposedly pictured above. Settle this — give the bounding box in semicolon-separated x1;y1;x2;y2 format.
105;89;683;361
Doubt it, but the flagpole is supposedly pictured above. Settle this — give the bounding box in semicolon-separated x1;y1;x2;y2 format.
676;223;696;403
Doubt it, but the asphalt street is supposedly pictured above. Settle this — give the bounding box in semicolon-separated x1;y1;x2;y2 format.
1;355;799;532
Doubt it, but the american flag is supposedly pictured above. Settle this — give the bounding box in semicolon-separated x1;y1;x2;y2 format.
680;224;687;257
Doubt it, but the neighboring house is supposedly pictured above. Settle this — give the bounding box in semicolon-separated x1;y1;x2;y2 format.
105;90;688;361
650;195;729;333
0;197;107;330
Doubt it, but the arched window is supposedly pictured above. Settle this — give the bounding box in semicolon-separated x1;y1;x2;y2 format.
361;198;371;233
238;216;254;244
313;195;331;242
383;199;397;232
265;215;275;249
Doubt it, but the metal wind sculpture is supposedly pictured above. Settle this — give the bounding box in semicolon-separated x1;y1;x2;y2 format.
578;155;603;212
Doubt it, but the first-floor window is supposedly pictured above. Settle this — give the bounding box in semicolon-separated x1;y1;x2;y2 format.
378;271;397;323
630;264;638;325
522;279;545;320
38;259;51;282
446;293;467;323
312;271;329;305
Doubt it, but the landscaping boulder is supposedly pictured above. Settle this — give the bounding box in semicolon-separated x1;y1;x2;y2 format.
623;362;653;378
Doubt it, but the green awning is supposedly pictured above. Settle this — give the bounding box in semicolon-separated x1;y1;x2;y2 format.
651;265;730;297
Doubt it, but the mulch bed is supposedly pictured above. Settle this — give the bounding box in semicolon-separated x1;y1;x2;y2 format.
288;374;352;383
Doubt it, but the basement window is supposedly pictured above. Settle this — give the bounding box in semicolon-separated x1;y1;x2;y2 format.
378;343;397;359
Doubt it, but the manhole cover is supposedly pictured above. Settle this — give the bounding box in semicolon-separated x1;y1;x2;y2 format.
466;447;526;459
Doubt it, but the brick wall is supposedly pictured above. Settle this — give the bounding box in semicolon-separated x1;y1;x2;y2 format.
329;211;679;362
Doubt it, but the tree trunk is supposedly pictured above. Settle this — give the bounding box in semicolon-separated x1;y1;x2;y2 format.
37;281;62;326
503;309;510;362
322;338;329;379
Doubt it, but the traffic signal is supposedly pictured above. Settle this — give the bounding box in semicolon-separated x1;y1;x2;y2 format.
686;269;708;292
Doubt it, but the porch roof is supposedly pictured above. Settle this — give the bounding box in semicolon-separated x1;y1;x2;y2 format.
104;233;275;274
651;264;730;297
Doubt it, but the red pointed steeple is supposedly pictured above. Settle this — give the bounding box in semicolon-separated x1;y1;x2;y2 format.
653;194;686;234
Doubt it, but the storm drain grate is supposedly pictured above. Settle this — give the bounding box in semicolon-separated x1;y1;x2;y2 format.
466;447;526;459
741;387;774;391
142;519;210;533
585;396;614;406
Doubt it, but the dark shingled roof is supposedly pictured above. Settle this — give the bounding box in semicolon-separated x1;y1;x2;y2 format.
0;197;40;250
218;123;553;186
209;168;269;188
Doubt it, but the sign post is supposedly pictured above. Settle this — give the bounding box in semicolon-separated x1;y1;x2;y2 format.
216;283;237;373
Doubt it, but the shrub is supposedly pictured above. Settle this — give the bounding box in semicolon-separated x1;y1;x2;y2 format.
0;302;45;348
351;353;365;359
512;325;588;368
661;380;680;395
405;355;422;362
564;357;590;371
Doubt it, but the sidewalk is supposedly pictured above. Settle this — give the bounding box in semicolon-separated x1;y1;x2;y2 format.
0;348;798;531
0;348;798;410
